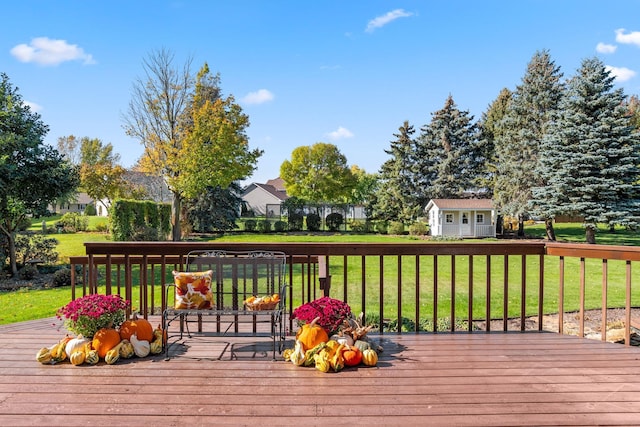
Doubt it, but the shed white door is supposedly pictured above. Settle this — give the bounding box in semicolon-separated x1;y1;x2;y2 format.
461;211;471;236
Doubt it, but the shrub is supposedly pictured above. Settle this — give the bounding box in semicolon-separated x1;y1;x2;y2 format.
244;219;257;231
14;233;58;265
274;220;287;232
257;220;272;233
408;221;428;236
287;213;303;231
18;263;38;280
95;222;109;233
375;221;388;234
325;212;344;231
388;221;405;235
84;204;97;216
306;213;321;231
58;212;89;232
52;267;72;287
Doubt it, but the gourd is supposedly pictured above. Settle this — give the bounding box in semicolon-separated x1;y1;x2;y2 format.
303;342;327;367
119;314;154;342
105;342;124;365
149;338;163;355
129;333;150;358
353;339;371;353
289;340;306;366
69;350;86;366
342;346;363;367
314;352;331;373
65;335;90;358
36;347;52;364
295;316;329;351
119;339;135;359
84;343;99;365
330;344;345;372
362;348;378;366
330;332;354;347
50;336;72;363
92;328;121;359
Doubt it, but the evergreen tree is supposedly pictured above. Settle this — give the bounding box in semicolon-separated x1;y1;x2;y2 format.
371;121;418;222
414;95;480;201
494;50;563;238
477;88;512;198
531;57;640;244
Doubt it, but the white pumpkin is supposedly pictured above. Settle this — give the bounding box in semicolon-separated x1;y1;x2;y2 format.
65;335;91;357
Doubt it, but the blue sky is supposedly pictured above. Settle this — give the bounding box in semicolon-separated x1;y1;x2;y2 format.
3;1;640;185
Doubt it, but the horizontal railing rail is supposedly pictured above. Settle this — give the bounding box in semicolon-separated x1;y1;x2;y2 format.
74;241;639;346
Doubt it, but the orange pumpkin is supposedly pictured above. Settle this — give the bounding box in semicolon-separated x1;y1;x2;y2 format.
119;314;154;342
342;346;362;367
92;328;121;359
295;316;329;351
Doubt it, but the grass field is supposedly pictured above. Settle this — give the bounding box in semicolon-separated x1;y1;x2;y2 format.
1;218;638;325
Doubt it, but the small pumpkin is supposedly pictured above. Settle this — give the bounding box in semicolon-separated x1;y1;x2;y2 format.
362;348;378;366
119;313;154;342
353;339;371;353
342;346;362;367
92;328;121;359
330;333;354;347
65;335;90;358
70;350;86;366
296;317;329;351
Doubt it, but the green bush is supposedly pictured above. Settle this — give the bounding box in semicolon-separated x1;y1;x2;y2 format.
109;200;170;241
257;220;272;233
274;220;288;232
287;213;303;231
306;213;321;231
14;233;58;265
408;221;428;236
375;221;388;234
58;212;89;232
388;221;405;235
325;212;344;231
18;264;38;280
84;204;97;216
52;267;72;287
244;219;257;231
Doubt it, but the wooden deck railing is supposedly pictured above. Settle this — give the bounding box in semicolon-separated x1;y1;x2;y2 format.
73;241;639;345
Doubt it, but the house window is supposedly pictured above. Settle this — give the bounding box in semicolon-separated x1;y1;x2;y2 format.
476;213;485;224
445;213;454;223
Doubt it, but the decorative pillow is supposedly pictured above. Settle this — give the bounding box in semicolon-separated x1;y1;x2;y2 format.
172;270;214;310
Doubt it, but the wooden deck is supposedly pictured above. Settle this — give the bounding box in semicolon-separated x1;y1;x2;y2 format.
2;317;640;426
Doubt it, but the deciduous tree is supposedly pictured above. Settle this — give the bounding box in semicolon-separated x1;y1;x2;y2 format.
78;137;126;206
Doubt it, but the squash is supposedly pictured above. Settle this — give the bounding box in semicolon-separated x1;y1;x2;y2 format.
289;340;306;366
295;316;329;351
342;346;362;367
119;339;135;359
92;328;121;359
36;347;52;364
314;352;331;373
304;342;327;367
362;348;378;366
119;313;154;342
330;343;345;372
65;335;90;358
50;336;72;363
149;338;163;354
130;333;150;358
69;350;86;366
84;343;99;365
353;339;371;353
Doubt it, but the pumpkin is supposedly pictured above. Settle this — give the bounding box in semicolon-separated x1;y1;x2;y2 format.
362;348;378;366
342;346;362;367
330;333;354;347
296;316;329;351
119;314;154;342
353;339;371;353
92;328;121;359
65;335;90;358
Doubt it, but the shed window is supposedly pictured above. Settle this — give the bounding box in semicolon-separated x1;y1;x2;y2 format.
476;213;485;224
445;213;454;223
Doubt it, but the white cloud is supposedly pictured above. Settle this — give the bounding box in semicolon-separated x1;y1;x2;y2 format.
242;89;274;105
24;101;43;113
327;126;354;140
365;9;414;33
606;65;636;82
10;37;95;66
596;42;617;54
615;28;640;46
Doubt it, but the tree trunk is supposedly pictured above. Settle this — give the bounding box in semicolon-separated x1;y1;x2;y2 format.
545;218;556;241
8;232;18;276
171;191;182;242
517;214;525;237
585;225;596;244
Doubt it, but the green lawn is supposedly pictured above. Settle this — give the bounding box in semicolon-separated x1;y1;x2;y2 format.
2;220;639;325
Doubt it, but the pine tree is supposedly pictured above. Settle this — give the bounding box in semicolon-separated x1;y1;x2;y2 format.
414;95;480;201
532;57;640;244
372;121;418;223
477;88;512;198
494;50;563;238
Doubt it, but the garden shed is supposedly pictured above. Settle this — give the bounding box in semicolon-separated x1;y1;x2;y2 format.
425;199;496;238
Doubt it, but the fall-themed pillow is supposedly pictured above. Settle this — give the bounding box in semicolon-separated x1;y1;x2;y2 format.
172;270;214;310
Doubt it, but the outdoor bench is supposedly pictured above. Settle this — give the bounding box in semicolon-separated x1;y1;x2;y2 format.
162;250;288;360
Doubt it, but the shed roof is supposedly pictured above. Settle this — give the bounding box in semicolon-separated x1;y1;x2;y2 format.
428;199;494;209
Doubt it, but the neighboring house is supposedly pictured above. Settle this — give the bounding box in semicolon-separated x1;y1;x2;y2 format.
95;171;173;217
50;192;94;215
241;177;289;216
426;199;496;238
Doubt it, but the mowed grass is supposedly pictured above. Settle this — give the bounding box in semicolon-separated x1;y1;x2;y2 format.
1;219;639;325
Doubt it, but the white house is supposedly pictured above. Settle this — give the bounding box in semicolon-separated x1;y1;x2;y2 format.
241;177;289;217
426;199;496;238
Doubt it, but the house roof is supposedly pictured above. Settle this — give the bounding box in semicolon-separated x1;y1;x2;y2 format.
427;199;494;210
265;177;286;192
243;182;289;201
